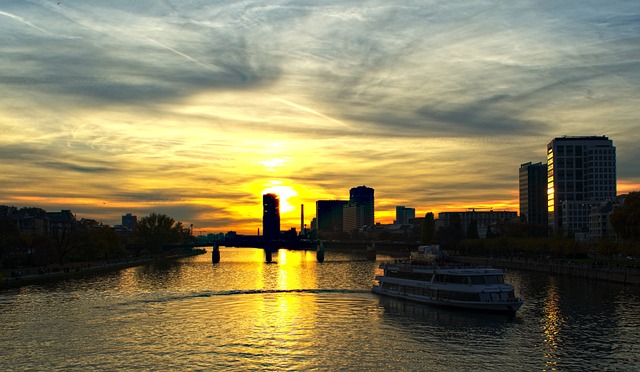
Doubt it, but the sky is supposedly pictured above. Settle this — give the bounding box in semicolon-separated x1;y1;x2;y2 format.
1;0;639;235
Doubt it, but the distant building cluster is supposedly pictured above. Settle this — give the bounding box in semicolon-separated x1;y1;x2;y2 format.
1;135;627;244
0;207;78;237
0;206;139;238
302;135;624;242
313;185;375;237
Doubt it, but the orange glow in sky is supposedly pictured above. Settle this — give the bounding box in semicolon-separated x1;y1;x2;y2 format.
1;2;639;234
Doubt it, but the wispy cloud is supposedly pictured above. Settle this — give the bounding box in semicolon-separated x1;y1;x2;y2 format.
1;0;639;232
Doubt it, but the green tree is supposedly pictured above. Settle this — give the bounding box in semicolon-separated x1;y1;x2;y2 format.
135;213;184;254
611;191;640;241
422;212;435;244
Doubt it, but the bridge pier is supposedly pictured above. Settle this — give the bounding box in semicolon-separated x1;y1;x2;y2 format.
265;249;273;263
366;241;376;261
211;243;220;263
316;240;325;263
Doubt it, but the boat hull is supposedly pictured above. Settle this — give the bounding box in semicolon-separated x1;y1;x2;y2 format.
372;284;523;314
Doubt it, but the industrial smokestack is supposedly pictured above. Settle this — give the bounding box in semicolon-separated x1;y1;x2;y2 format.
301;204;304;235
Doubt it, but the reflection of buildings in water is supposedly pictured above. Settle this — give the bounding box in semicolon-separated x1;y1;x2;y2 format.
542;279;564;369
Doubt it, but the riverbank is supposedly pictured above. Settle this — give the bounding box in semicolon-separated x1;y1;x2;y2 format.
1;249;206;290
456;256;640;286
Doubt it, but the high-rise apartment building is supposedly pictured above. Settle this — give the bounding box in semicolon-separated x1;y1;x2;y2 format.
519;162;548;226
395;206;416;225
343;185;374;232
262;193;280;239
547;136;616;232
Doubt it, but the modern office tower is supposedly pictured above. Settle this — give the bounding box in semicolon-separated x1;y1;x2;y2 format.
263;193;280;239
347;185;375;228
395;206;416;225
547;136;616;232
519;162;548;226
316;200;348;233
122;213;138;231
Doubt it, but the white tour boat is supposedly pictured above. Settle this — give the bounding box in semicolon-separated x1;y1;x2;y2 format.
372;248;523;314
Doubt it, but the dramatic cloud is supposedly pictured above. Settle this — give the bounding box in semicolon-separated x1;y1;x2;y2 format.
1;0;639;233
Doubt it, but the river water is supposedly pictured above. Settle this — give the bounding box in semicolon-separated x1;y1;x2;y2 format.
1;248;639;371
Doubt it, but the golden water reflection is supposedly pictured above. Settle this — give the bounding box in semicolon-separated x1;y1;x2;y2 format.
274;249;318;290
542;279;565;371
222;249;320;367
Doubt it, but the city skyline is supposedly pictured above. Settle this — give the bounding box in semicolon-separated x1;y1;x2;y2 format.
2;1;639;234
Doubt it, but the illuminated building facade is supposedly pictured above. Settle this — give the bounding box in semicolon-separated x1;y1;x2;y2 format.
547;136;616;233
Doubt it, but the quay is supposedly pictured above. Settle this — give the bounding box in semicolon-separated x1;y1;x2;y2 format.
457;256;640;286
1;249;205;290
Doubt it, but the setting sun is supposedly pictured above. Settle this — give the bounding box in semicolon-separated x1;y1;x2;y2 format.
262;181;298;214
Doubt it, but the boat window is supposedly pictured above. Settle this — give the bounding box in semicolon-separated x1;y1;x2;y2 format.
470;276;485;285
386;270;433;281
434;274;466;284
449;275;467;284
484;275;504;284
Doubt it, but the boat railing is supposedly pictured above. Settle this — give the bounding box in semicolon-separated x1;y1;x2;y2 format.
383;258;488;271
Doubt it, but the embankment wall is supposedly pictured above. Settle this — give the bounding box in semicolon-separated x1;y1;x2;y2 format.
458;256;640;286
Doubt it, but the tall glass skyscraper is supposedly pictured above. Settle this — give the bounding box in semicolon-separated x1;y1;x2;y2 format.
546;136;616;232
262;193;280;239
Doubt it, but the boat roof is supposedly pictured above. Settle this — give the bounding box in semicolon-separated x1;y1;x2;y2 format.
381;263;505;275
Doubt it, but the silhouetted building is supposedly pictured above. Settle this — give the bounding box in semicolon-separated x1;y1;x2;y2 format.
343;185;374;232
11;207;48;236
438;210;518;238
519;162;548;226
263;193;280;239
547;136;616;232
46;210;77;236
395;206;415;225
316;200;347;233
122;213;137;231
